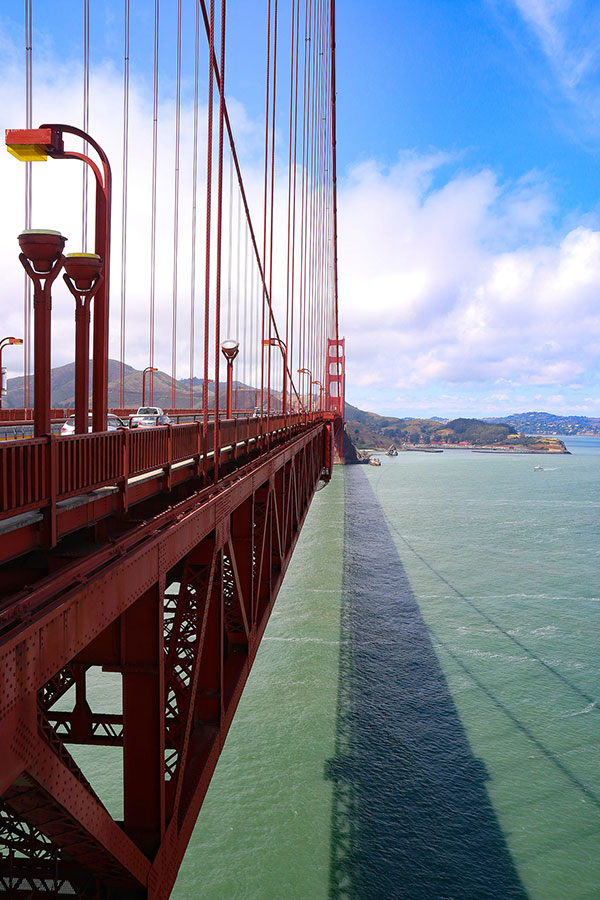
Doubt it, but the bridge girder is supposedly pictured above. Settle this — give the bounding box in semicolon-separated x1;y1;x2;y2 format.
0;423;330;898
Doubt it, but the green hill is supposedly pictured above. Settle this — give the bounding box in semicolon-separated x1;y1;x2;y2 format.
486;411;600;436
344;404;567;453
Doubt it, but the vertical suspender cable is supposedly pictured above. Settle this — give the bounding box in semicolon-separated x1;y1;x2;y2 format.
82;0;90;251
243;226;248;407
235;188;241;345
24;0;33;408
311;0;318;394
199;0;287;388
203;0;216;432
172;0;182;408
284;0;298;414
267;0;279;419
120;0;130;409
198;0;299;419
213;0;227;477
149;0;160;404
260;0;273;423
299;0;312;389
329;0;341;395
227;154;233;338
190;0;200;408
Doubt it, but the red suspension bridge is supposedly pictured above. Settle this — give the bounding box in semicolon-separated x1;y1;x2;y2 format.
0;1;344;896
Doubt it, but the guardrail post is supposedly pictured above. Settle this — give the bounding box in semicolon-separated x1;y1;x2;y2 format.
194;420;202;478
163;424;172;492
119;428;129;512
44;433;58;547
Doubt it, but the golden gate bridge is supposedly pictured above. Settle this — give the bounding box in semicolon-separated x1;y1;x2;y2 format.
0;1;344;895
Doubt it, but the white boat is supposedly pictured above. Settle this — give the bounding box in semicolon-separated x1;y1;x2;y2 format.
534;465;543;471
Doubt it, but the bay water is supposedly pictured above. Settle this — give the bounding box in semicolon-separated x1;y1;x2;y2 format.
173;436;599;899
73;438;600;897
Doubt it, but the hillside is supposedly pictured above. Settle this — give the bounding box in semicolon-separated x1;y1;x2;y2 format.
5;360;261;411
344;404;567;453
486;411;600;436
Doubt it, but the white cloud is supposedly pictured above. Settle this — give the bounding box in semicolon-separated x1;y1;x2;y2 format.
506;0;600;131
338;154;600;413
2;22;600;419
0;38;297;399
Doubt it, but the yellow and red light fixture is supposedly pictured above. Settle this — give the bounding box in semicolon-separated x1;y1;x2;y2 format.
64;253;103;291
18;229;67;273
221;339;240;361
6;127;64;162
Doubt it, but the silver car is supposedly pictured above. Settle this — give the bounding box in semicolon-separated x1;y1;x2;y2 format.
129;406;171;428
60;414;129;435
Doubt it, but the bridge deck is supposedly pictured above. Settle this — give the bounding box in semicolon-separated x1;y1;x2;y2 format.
0;417;332;898
0;415;315;568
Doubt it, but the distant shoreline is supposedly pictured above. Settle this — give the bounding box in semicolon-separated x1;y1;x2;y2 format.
361;443;570;455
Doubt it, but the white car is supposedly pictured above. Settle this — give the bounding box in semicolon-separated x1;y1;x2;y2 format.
129;407;171;428
60;414;129;435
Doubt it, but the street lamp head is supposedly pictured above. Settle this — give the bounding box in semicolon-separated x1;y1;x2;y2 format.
221;339;240;362
64;253;103;291
6;127;64;162
18;229;66;273
263;337;286;349
8;337;23;345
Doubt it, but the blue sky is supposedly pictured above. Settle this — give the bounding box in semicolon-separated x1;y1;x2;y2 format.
2;0;600;417
336;0;600;210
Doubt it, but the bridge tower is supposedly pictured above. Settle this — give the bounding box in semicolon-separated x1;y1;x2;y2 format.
326;338;345;461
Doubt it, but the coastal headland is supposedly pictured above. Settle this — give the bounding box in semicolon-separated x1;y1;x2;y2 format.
345;405;570;455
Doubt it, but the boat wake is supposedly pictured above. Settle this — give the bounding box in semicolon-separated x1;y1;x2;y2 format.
566;701;597;717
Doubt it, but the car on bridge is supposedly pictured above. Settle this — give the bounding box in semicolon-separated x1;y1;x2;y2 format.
129;406;171;428
60;414;129;435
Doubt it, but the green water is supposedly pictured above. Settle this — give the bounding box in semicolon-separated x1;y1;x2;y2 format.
173;474;345;899
368;441;600;900
172;437;599;899
68;439;599;897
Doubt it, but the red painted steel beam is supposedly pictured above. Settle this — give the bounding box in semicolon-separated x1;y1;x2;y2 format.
0;424;327;897
0;416;318;569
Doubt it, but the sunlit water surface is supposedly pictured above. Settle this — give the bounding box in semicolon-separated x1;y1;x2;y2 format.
76;437;600;898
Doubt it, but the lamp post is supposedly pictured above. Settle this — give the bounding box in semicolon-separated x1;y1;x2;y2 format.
63;254;104;433
17;230;67;436
7;124;112;432
142;366;158;407
263;338;288;417
0;337;23;409
312;379;323;412
297;367;312;414
220;341;239;419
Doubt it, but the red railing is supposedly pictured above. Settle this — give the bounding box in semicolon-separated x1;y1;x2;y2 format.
0;408;72;422
0;413;312;528
171;423;199;463
57;431;123;499
128;426;170;477
0;437;48;515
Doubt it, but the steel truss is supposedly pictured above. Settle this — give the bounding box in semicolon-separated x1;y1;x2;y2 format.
0;423;330;898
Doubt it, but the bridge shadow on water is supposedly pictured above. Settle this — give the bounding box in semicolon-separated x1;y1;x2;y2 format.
325;467;528;900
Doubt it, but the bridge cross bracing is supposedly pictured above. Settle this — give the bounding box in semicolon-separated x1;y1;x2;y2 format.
0;1;344;897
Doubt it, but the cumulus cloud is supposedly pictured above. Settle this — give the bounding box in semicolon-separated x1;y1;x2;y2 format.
338;154;600;414
2;20;600;417
0;34;292;397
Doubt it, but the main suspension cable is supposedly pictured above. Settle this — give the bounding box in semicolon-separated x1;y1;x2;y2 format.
149;0;160;404
119;0;130;409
